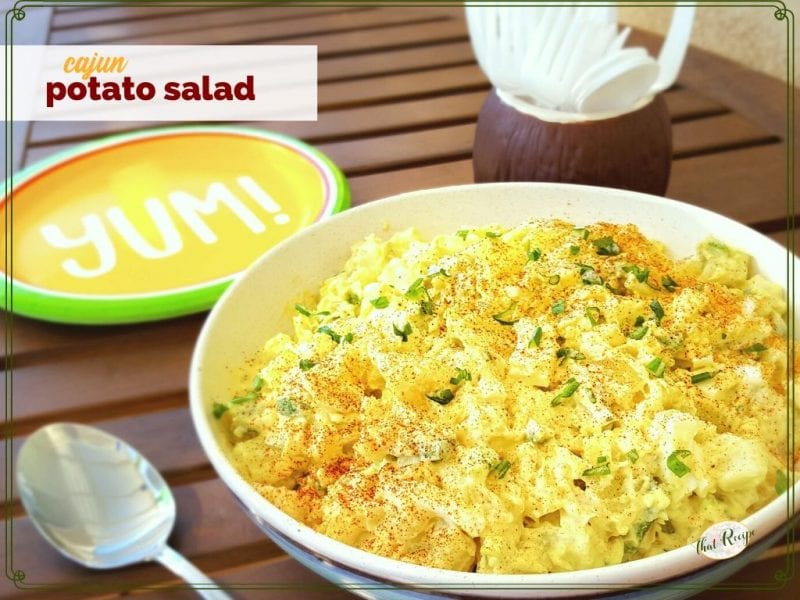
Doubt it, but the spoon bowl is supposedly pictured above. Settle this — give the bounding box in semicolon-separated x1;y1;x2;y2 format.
16;423;230;599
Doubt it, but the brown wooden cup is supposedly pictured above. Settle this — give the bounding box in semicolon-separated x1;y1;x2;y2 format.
473;89;672;196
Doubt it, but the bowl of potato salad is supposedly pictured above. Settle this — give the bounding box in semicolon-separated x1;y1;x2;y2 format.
190;183;797;598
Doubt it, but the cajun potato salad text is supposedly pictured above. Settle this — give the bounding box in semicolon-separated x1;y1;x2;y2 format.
216;220;796;574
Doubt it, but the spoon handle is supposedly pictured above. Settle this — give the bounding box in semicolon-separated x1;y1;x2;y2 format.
157;545;233;600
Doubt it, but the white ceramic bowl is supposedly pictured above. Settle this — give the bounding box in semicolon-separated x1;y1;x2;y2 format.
190;183;798;599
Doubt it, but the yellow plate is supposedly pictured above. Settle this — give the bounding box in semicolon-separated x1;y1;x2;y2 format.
1;126;349;324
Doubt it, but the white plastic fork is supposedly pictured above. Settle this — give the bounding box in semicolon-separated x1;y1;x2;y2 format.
521;11;618;110
465;3;694;114
466;3;619;110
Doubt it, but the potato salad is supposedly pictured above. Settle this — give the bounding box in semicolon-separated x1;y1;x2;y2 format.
217;220;796;573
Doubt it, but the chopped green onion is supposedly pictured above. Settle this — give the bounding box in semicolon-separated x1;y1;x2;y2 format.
212;402;228;419
343;332;354;344
573;227;590;240
708;240;730;252
276;397;300;417
406;279;434;314
578;264;603;285
691;371;715;384
635;520;654;541
346;292;360;305
582;463;611;476
623;542;638;558
491;460;512;479
528;247;542;262
370;296;389;309
775;470;788;495
419;295;435;316
556;347;585;365
493;301;520;325
317;325;342;344
626;449;639;464
650;300;665;325
661;275;679;292
744;343;767;353
634;315;645;327
431;268;450;278
427;389;455;405
569;245;580;255
450;368;472;386
231;391;257;405
551;378;580;406
298;358;315;371
456;229;470;240
592;236;621;256
623;265;650;283
295;303;330;317
604;281;625;295
630;325;649;340
645;280;661;291
294;303;312;316
585;306;601;326
529;326;543;348
251;374;265;391
667;449;691;477
405;278;426;299
393;322;412;342
551;299;565;315
548;274;561;285
485;231;502;238
597;456;609;464
646;357;666;378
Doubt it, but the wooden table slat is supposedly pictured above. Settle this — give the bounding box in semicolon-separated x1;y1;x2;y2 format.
74;6;456;47
672;112;778;158
663;87;727;121
25;78;726;151
8;329;193;426
48;5;375;44
199;556;357;600
667;142;793;230
50;5;248;30
1;313;203;365
50;5;396;44
345;141;792;231
319;38;476;83
315;111;776;176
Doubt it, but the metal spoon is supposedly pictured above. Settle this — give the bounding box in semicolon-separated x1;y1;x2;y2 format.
16;422;231;599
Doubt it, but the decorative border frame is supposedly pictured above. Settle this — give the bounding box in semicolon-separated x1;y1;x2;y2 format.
2;0;796;595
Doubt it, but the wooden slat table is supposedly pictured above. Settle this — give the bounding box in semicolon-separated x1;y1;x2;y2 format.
2;4;797;599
